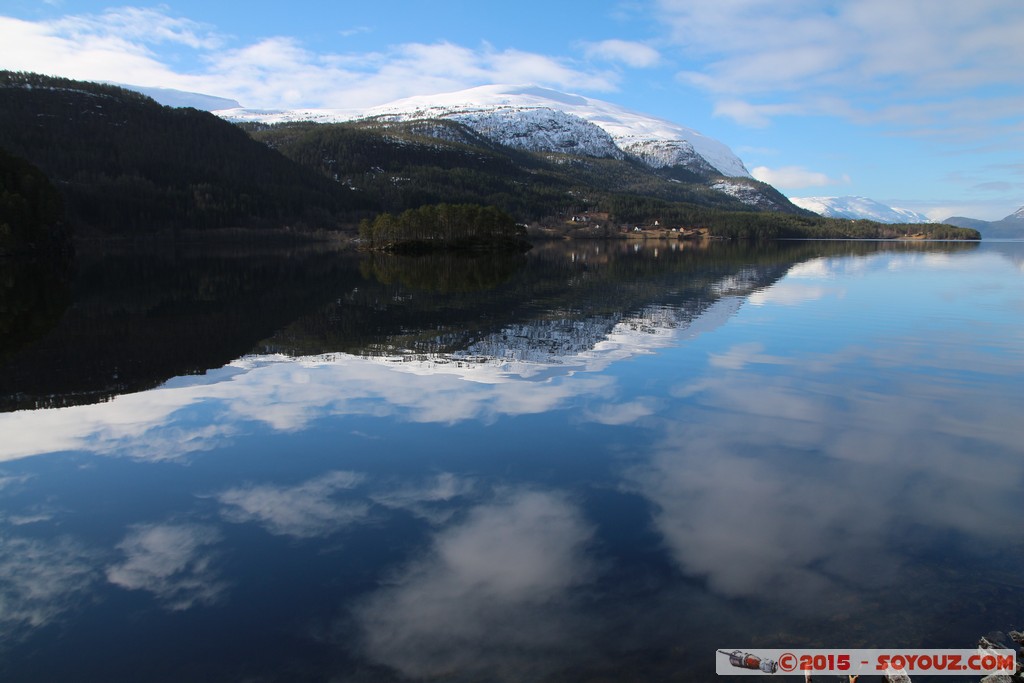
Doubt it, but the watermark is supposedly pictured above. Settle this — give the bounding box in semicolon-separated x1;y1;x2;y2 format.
716;648;1017;676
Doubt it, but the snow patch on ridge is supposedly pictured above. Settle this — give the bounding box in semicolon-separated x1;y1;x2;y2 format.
372;106;624;159
712;181;783;210
619;138;712;173
216;107;361;124
116;84;242;111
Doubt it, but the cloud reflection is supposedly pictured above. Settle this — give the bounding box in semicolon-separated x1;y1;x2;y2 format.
748;282;838;306
786;250;1001;280
0;535;99;636
630;340;1024;603
355;489;595;680
0;274;751;465
216;471;368;538
370;472;476;525
0;353;616;463
106;523;226;610
582;398;656;426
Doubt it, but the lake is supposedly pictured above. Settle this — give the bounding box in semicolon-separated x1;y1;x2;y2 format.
1;239;1022;682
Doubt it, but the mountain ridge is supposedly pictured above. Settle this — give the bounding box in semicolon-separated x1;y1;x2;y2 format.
0;72;979;242
216;84;752;180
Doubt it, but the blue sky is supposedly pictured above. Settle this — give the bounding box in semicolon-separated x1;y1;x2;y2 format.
2;0;1022;220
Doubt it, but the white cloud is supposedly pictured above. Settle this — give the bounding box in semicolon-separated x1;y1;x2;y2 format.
106;523;227;610
751;165;850;189
338;26;371;38
659;0;1024;93
216;471;369;538
0;10;618;109
487;47;616;91
51;7;223;50
711;92;864;127
582;39;660;68
709;99;823;127
0;15;181;87
656;0;1024;134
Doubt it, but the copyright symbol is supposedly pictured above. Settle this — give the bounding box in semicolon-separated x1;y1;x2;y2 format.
778;652;797;672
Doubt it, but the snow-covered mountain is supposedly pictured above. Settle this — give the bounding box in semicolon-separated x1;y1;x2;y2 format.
789;196;931;223
216;84;751;179
118;84;241;111
405;105;626;159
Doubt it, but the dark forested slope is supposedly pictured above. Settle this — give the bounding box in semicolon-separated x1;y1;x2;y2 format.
0;71;372;234
0;146;68;252
246;118;800;223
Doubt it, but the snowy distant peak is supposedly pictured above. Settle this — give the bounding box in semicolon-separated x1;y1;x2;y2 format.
789;196;931;224
216;83;751;178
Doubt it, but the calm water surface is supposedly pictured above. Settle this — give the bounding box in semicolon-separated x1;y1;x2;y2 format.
1;240;1022;682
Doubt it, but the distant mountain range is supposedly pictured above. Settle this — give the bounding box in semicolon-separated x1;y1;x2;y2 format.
790;195;1024;238
944;206;1024;238
788;196;931;223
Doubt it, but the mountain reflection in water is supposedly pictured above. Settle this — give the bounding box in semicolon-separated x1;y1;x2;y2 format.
0;239;1022;683
0;239;807;409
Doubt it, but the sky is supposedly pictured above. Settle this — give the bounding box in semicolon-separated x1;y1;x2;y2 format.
1;0;1022;221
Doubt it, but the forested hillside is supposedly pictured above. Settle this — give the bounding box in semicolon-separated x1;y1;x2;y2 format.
0;72;981;241
0;147;68;253
605;195;981;240
246;118;798;223
359;203;530;252
246;119;573;221
246;120;975;239
0;71;371;234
